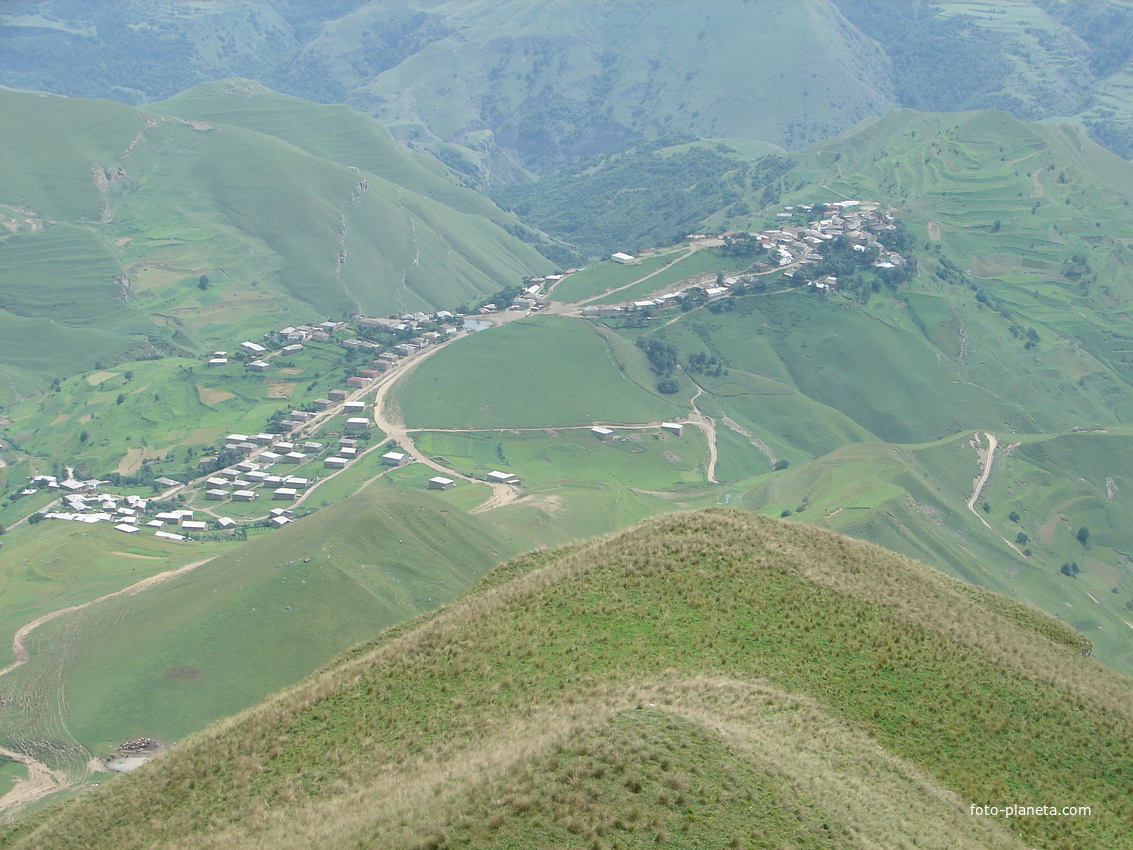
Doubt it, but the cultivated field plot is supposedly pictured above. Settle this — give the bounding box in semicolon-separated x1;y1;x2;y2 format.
396;316;681;430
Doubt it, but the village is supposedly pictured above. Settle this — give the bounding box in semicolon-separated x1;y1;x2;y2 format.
573;200;907;317
13;200;902;540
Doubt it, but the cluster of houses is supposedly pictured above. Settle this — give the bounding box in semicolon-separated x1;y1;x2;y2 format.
24;474;235;539
578;201;906;316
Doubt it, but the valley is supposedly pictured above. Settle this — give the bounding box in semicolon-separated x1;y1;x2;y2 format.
2;2;1133;844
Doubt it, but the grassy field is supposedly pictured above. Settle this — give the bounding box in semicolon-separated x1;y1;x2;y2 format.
413;425;711;490
548;252;675;303
7;510;1130;849
0;488;531;774
396;316;682;430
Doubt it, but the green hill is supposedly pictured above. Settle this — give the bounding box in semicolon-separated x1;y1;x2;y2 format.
0;488;529;782
0;84;552;402
5;510;1129;849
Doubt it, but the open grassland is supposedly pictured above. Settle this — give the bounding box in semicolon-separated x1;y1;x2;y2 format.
413;426;710;490
5;510;1130;849
396;316;682;430
0;489;529;779
591;248;751;306
548;253;674;303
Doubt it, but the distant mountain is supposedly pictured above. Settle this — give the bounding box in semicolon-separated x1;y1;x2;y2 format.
0;83;552;401
4;0;1133;170
5;510;1130;849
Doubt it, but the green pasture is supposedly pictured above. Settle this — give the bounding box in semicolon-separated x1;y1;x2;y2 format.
549;253;673;303
0;521;234;670
396;316;682;430
0;489;530;765
592;248;750;305
413;425;710;491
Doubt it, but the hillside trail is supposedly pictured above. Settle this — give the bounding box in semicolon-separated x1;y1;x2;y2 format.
966;432;998;523
0;555;217;818
687;386;719;484
0;744;70;821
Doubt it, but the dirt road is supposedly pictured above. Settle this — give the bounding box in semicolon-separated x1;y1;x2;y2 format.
0;555;218;817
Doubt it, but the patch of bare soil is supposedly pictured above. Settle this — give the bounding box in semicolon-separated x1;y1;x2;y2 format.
267;382;296;399
197;385;235;404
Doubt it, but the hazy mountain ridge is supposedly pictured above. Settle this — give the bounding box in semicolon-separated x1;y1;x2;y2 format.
6;0;1133;170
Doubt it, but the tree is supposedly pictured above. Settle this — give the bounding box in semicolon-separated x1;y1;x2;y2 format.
1015;532;1029;546
116;393;126;405
1077;526;1090;546
656;377;679;394
1008;511;1020;523
79;430;90;444
772;459;790;471
198;274;210;290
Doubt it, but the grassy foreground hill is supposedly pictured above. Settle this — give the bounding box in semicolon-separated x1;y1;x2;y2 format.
4;510;1130;849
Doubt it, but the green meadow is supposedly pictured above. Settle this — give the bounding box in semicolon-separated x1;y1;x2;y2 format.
413;426;711;490
396;316;682;430
0;489;530;767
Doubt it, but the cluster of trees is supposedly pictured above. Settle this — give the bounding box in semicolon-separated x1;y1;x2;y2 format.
636;336;681;394
491;138;768;259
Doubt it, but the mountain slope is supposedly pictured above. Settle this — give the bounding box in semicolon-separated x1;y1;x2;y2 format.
0;84;551;400
4;510;1129;849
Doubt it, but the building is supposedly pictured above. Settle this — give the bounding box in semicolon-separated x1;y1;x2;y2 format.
232;490;258;502
260;451;283;463
205;489;230;501
611;252;635;264
660;422;683;436
340;446;358;458
154;477;180;488
347;376;369;388
282;452;307;464
115;523;139;534
247;360;269;372
182;520;208;532
313;398;334;411
272;488;298;500
154;531;186;541
240;341;266;354
343;401;366;413
324;457;348;469
380;451;407;466
270;516;293;528
216;517;236;529
591;426;615;442
346;417;370;432
328;389;349;402
428;476;455;490
487;470;519;484
207;357;228;367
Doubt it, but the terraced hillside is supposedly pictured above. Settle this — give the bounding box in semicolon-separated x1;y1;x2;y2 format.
3;511;1129;849
0;83;551;403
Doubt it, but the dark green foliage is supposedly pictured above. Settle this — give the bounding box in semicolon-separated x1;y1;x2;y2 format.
491;138;769;259
1077;526;1091;545
655;377;679;394
834;1;1016;113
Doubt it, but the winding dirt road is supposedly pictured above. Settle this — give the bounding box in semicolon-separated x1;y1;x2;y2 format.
0;555;218;817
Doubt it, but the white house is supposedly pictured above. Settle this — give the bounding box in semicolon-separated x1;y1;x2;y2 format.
611;252;635;264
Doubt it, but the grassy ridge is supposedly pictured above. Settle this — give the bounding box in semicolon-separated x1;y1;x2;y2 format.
6;510;1129;848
